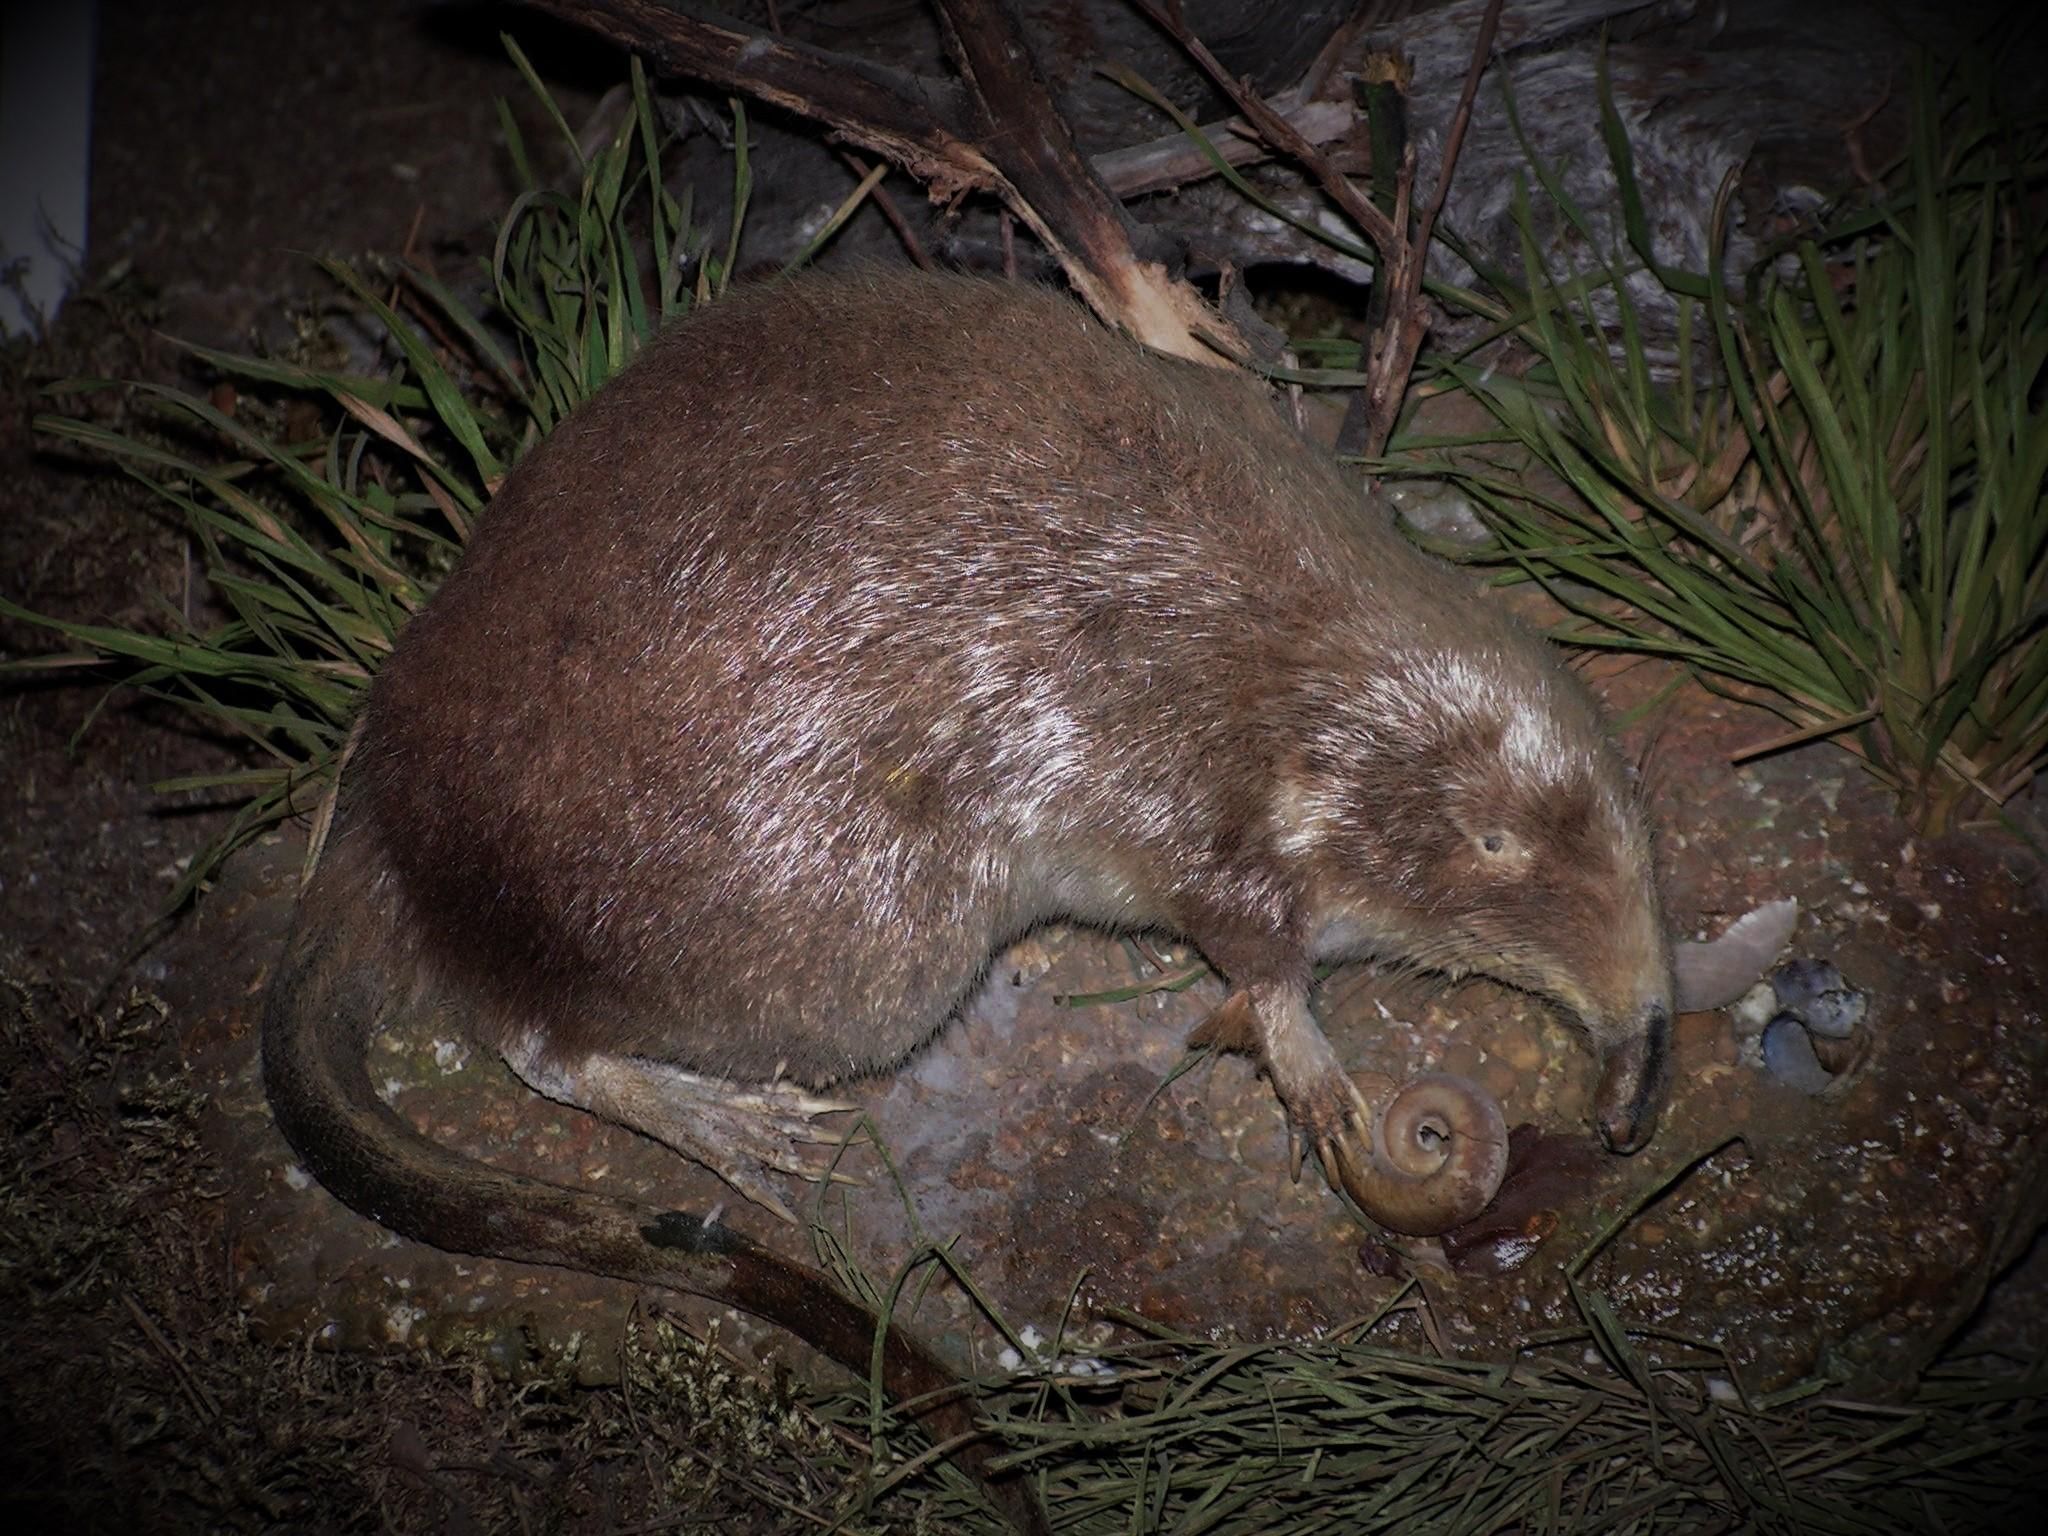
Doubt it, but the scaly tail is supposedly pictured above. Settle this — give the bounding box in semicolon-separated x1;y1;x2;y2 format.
261;837;1047;1534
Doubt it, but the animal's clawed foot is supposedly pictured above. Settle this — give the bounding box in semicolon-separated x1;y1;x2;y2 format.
1290;1070;1380;1187
658;1075;864;1222
504;1044;861;1224
1190;992;1393;1191
1182;985;1507;1234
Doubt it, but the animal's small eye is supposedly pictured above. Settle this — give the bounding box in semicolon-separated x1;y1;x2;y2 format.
1461;824;1524;864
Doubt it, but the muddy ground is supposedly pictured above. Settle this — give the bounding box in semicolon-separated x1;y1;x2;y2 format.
4;2;2045;1532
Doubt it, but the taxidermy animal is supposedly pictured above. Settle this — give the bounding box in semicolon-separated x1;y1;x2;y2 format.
264;268;1675;1531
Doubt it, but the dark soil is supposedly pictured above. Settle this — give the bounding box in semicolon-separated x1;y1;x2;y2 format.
4;3;2044;1534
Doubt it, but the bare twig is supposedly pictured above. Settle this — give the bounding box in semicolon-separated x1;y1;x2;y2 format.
1413;0;1505;266
1094;90;1355;198
1127;0;1400;252
838;150;934;268
1132;0;1504;456
927;0;1238;361
523;0;996;200
1346;0;1505;455
746;0;934;271
532;0;1238;362
121;1290;220;1424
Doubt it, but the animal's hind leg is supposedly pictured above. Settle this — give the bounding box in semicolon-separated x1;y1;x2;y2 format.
500;1035;857;1223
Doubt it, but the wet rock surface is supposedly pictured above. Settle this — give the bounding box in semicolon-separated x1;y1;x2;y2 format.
179;678;2046;1399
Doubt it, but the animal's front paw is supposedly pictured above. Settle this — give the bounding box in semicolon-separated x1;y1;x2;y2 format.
1282;1068;1379;1185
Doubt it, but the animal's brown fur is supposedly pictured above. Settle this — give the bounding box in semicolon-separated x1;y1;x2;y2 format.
264;269;1675;1530
343;270;1667;1102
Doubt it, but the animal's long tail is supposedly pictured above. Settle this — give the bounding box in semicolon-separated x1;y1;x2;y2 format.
261;836;1046;1534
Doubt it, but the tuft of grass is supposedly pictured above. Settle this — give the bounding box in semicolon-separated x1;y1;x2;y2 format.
1383;55;2047;836
2;42;724;911
953;1322;2045;1534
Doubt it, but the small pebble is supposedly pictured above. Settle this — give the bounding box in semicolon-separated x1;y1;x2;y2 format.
1769;956;1868;1038
1762;1014;1833;1095
1800;986;1867;1039
1771;957;1844;1010
1730;980;1778;1036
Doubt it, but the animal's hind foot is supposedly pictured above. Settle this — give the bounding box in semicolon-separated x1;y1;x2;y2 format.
500;1039;860;1223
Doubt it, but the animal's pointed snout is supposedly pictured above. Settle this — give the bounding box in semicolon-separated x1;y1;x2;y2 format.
1595;1002;1671;1154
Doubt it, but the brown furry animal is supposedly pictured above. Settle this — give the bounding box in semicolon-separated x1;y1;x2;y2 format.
265;269;1674;1528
